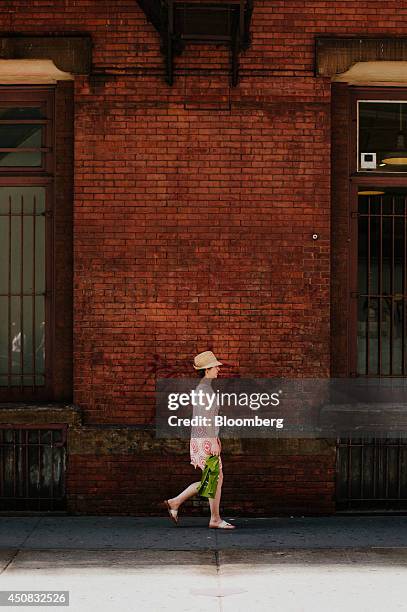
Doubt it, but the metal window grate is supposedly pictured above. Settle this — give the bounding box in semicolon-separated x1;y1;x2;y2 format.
356;190;407;375
0;188;49;389
0;426;66;511
337;436;407;510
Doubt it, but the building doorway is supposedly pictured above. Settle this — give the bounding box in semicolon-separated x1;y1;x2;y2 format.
334;89;407;510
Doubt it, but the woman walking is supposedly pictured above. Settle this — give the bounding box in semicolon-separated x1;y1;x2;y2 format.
164;351;235;529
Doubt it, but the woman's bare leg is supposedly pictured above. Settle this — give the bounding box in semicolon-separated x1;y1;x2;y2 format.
167;481;201;510
208;470;235;528
208;469;223;524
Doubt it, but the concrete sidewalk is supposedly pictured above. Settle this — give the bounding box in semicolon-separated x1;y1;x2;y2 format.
0;515;407;549
2;547;407;612
1;517;407;611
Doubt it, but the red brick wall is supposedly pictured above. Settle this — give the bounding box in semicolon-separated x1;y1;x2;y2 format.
67;445;336;516
2;0;405;514
73;77;331;421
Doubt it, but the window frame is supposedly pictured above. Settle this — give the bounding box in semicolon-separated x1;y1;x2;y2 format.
0;86;55;401
349;87;407;376
0;88;54;175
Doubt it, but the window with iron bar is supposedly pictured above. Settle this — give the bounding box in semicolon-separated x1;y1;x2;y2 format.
0;87;54;399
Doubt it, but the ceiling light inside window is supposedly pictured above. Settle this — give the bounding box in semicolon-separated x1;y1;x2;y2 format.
358;190;385;195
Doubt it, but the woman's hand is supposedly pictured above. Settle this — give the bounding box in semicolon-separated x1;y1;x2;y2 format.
211;441;221;456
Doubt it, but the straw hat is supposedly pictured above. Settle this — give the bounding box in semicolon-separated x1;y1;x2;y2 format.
193;350;223;370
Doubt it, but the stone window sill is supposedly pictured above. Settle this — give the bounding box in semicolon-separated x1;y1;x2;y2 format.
0;403;82;426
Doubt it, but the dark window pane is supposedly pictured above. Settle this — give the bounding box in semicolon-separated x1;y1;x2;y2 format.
10;216;21;294
382;217;392;294
379;296;391;375
0;107;44;119
0;296;8;383
357;296;368;375
0;124;42;167
10;295;21;375
0;124;41;148
358;195;368;214
393;296;403;375
28;430;39;443
22;296;34;375
394;214;404;294
358;216;368;295
369;215;379;295
35;297;45;376
0;151;41;167
0;213;8;294
395;194;405;214
367;297;379;374
382;193;393;215
39;430;51;444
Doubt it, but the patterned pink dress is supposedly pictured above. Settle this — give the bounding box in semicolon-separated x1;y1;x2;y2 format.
190;378;223;471
190;436;222;471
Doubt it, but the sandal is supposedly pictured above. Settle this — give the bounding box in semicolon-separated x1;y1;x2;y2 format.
163;500;178;525
209;520;236;529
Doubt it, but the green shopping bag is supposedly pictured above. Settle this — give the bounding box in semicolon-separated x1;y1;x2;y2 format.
197;455;220;498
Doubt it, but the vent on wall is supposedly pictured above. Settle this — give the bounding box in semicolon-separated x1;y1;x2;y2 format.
137;0;253;86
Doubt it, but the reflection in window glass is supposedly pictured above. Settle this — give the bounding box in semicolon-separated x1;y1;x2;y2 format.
0;126;42;167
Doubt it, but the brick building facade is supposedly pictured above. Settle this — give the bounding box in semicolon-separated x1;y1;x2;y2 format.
1;1;407;515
